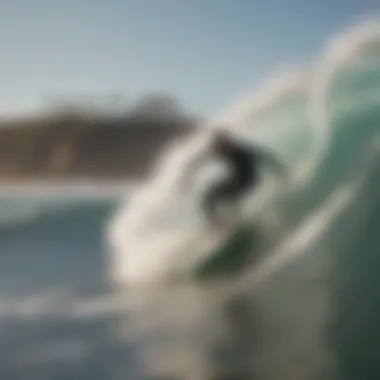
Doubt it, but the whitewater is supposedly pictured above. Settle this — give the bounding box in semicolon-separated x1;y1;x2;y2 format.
107;20;380;286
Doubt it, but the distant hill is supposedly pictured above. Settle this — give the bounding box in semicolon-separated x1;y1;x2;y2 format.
0;97;200;181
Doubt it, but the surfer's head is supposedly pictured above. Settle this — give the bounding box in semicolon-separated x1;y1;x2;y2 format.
213;129;232;152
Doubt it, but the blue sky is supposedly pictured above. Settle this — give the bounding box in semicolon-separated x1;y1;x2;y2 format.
0;0;378;117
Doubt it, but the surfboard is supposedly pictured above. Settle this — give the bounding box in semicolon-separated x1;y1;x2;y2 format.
172;197;256;275
171;173;287;277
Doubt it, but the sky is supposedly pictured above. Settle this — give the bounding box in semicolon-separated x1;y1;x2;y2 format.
0;0;378;118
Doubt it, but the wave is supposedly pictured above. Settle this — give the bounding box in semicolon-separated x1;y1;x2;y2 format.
0;195;117;232
107;19;380;286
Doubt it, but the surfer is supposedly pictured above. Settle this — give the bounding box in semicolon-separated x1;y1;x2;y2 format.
180;129;289;224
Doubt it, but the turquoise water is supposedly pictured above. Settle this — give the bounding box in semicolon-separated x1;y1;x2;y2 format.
1;21;380;380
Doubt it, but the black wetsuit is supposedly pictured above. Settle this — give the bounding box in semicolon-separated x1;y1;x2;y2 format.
203;142;259;217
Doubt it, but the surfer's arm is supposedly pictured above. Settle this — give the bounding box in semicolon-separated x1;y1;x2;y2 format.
260;151;289;179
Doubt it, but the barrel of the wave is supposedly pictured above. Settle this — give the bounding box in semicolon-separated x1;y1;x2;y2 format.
106;61;311;286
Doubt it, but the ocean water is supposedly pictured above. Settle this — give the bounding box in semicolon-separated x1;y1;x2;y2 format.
1;21;380;380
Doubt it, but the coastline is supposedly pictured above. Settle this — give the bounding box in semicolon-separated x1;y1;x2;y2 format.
0;179;140;198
